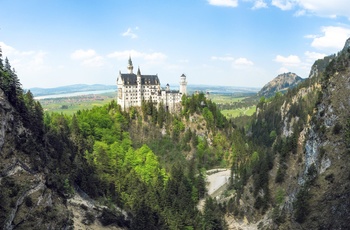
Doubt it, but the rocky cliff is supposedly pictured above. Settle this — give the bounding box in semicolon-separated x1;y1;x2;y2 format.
0;89;72;229
236;38;350;229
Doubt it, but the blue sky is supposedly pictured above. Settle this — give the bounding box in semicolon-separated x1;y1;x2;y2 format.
1;0;350;89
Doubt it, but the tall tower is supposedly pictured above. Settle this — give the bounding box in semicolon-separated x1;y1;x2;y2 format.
127;56;133;74
179;74;187;95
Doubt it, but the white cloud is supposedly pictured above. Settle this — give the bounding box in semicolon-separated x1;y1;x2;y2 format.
304;51;326;62
208;0;238;7
122;27;138;39
304;34;317;39
270;0;350;18
108;50;167;62
274;55;301;66
308;26;350;50
297;0;350;18
252;0;267;9
234;57;254;65
0;41;35;56
70;49;104;67
271;0;295;11
211;56;235;61
0;41;48;72
70;49;96;60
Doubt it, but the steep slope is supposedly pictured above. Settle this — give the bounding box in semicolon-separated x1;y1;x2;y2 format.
257;72;305;98
230;38;350;229
0;89;71;229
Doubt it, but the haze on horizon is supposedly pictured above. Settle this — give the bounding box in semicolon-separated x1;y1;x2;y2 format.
0;0;349;89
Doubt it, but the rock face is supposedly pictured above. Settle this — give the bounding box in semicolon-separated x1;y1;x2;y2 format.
0;89;72;229
240;38;350;229
257;72;304;98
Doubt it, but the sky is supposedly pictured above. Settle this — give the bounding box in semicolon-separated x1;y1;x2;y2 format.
1;0;350;89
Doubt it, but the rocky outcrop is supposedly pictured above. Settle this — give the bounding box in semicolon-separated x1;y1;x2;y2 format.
257;72;305;98
0;88;72;229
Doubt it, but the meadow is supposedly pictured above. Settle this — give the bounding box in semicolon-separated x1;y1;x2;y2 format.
209;94;257;118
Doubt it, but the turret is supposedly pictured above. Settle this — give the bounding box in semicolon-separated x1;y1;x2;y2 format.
127;56;133;74
137;66;141;83
179;74;187;95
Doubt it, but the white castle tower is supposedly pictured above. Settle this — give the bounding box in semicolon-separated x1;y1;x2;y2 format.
180;74;187;95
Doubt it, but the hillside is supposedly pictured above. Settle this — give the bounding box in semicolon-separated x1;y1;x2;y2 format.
0;53;232;229
229;38;350;229
257;72;305;98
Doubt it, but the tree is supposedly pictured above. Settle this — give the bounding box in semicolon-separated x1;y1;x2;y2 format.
0;46;3;69
4;57;11;72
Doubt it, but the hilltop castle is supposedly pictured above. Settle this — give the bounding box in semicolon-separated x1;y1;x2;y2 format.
117;57;187;111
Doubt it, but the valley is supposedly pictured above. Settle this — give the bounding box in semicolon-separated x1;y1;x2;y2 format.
1;36;350;229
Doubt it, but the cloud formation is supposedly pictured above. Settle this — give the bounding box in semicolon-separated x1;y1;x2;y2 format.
0;41;48;72
274;55;301;66
304;51;326;62
298;0;349;18
252;0;268;10
208;0;238;7
308;26;350;50
70;49;96;60
235;57;254;65
122;27;138;39
271;0;294;11
70;49;104;67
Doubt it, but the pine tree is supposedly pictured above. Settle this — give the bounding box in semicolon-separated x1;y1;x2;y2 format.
0;46;3;69
4;57;11;72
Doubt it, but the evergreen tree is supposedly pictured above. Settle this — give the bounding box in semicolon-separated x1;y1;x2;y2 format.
4;57;11;72
0;46;3;69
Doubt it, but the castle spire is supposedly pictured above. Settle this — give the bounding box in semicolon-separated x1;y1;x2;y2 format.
127;56;133;74
137;66;141;76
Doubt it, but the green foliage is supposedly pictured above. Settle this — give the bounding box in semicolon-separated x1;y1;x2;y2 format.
202;197;227;230
294;185;310;223
275;188;285;205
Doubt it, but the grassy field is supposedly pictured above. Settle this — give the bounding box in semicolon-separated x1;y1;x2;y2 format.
39;92;116;115
209;95;247;104
220;106;256;118
209;94;256;118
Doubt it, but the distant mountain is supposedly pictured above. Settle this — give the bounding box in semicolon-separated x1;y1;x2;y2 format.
29;84;116;96
257;72;305;98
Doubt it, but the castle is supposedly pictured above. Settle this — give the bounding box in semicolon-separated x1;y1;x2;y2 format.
117;57;187;112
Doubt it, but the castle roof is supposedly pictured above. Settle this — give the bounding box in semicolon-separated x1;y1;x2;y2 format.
120;73;160;85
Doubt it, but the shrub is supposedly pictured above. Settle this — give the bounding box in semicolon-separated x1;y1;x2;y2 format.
333;122;342;134
24;196;33;207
